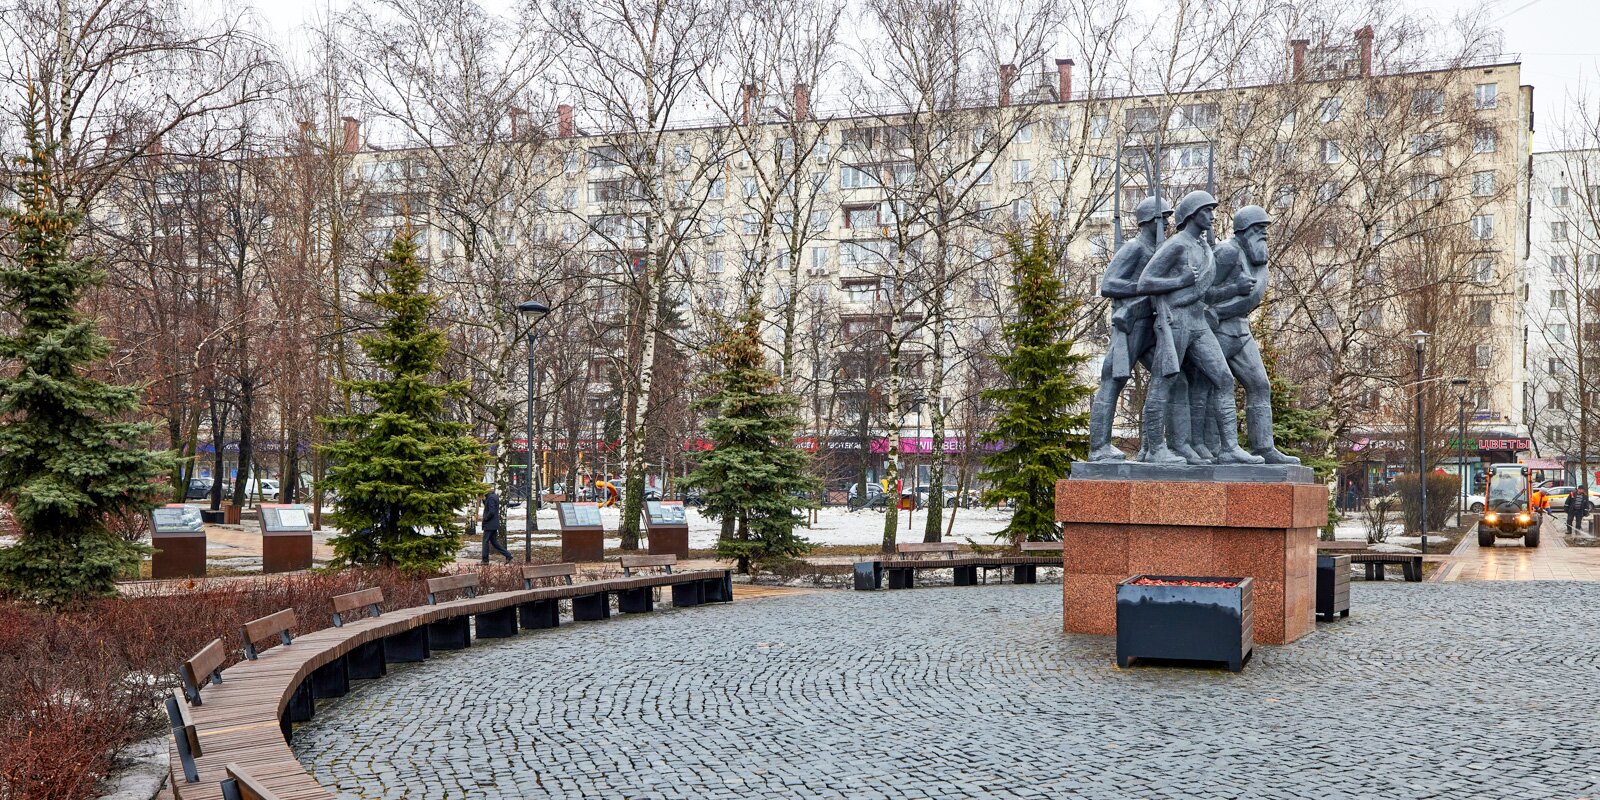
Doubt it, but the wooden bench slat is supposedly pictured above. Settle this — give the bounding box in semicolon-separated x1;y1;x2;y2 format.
183;638;228;699
227;762;287;800
1020;541;1063;552
426;573;480;593
330;587;384;616
242;609;297;646
896;542;958;552
619;555;676;568
521;563;577;580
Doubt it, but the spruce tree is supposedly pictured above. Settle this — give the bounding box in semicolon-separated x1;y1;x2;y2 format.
980;225;1092;542
684;309;818;573
319;233;486;571
0;101;172;606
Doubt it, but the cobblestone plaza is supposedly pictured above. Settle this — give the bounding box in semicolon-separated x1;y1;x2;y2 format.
293;582;1600;799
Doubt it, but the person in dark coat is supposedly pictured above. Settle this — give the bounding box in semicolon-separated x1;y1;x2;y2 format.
1565;486;1592;533
480;490;513;563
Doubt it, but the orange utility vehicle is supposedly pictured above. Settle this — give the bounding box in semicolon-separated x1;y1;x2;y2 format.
1479;463;1540;548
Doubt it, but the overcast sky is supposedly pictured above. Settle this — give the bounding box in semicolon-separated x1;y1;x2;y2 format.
246;0;1598;150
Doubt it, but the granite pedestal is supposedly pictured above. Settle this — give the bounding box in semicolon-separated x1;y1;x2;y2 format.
1056;465;1327;645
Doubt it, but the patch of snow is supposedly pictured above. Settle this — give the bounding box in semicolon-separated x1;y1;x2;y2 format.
92;735;167;800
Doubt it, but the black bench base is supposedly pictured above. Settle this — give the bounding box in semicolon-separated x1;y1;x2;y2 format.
348;640;387;679
427;616;472;650
853;562;883;591
672;581;704;607
519;599;561;630
572;592;611;621
888;568;915;590
383;627;430;662
619;587;654;613
1014;564;1038;584
309;656;349;698
952;565;978;586
476;606;519;638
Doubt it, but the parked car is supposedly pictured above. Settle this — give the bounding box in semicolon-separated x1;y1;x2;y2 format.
185;477;213;500
1538;485;1600;511
1464;493;1485;513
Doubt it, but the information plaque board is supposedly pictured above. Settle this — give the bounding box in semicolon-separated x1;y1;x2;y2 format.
258;503;314;573
557;502;605;562
149;504;205;579
643;500;689;559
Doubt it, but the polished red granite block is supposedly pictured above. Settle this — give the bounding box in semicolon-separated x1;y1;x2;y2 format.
1293;483;1331;529
1061;524;1129;575
1225;483;1295;528
1063;573;1121;635
1055;480;1131;524
1213;528;1288;578
1128;481;1227;527
1128;526;1216;575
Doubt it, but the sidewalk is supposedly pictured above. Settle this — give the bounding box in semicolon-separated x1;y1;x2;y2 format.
1438;518;1600;582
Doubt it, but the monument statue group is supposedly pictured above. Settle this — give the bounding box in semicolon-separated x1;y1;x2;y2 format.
1087;190;1300;467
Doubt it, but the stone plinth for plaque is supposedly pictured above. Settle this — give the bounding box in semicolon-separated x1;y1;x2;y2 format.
644;501;690;559
150;504;206;579
260;503;315;573
557;502;605;562
1056;463;1327;646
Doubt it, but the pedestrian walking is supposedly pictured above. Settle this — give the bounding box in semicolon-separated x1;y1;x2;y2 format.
480;489;513;563
1565;486;1591;534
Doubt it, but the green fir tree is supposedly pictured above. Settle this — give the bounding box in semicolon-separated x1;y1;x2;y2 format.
0;99;172;606
319;232;486;571
684;309;818;573
980;225;1092;543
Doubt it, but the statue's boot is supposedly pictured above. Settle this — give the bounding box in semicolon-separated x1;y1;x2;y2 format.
1247;401;1301;465
1214;400;1266;465
1166;394;1206;463
1137;395;1187;464
1087;398;1127;462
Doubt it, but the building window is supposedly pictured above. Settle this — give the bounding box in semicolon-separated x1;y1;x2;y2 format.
975;162;993;185
844;204;879;229
1011;159;1031;183
1408;134;1443;157
1552;255;1569;275
1472;256;1493;283
706;252;724;274
1470;214;1494;241
1553;323;1569;341
1125;107;1158;132
1587;254;1600;272
1549;357;1562;375
1411;174;1441;199
1174;103;1217;129
708;178;725;199
1549;391;1565;411
1015;123;1032;143
1552;289;1568;309
1317;182;1338;203
841;165;877;189
1472;129;1496;154
742;176;759;198
810;247;829;272
1089;114;1108;138
1362;137;1382;162
1551;221;1570;242
1051;158;1067;181
1050;116;1072;141
562;187;578;209
814;141;830;164
1472;171;1495;197
1365;95;1387;119
741;213;758;234
1474;83;1498;109
1320;140;1342;163
564;152;579;174
1318;97;1342;123
1551;186;1570;206
1470;301;1491;326
674;145;692;168
809;210;828;232
1011;198;1031;221
1476;344;1493;369
1411;88;1445;114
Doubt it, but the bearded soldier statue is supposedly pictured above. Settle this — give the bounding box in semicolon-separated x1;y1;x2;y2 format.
1186;205;1301;464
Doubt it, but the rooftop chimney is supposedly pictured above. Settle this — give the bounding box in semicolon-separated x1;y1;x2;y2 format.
1355;26;1374;77
741;83;757;124
297;120;315;140
1289;39;1309;81
998;64;1018;107
341;116;360;153
557;104;574;138
1055;58;1075;102
794;82;810;120
509;107;527;139
146;136;163;162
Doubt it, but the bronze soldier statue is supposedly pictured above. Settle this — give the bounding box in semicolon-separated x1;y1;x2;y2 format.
1087;197;1173;462
1135;190;1263;465
1188;206;1301;464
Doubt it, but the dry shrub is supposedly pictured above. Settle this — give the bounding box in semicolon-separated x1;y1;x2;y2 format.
0;564;522;800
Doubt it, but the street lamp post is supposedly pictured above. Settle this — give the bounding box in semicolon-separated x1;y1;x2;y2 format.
1452;377;1471;526
517;300;550;561
1412;331;1431;555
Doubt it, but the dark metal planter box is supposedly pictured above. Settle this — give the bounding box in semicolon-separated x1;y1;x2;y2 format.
1116;575;1253;672
1317;555;1351;621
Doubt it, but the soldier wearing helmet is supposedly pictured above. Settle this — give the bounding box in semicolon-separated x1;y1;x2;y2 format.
1087;196;1173;462
1134;190;1264;465
1186;205;1301;464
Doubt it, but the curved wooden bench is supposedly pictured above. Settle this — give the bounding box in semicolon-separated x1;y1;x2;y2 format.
166;565;734;799
855;542;1062;590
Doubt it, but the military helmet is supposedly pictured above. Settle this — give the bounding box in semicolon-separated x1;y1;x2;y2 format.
1231;204;1272;234
1172;190;1219;229
1132;196;1174;224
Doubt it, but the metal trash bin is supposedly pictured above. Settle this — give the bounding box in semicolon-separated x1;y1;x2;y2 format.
853;561;882;591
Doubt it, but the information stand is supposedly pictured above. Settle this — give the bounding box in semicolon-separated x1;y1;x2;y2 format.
150;504;206;579
259;503;315;573
557;502;605;562
644;500;690;559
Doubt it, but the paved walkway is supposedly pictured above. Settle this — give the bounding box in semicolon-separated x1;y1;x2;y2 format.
293;581;1600;799
1440;517;1600;582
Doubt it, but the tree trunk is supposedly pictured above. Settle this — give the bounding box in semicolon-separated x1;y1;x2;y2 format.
232;376;254;507
619;265;664;551
881;337;903;553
